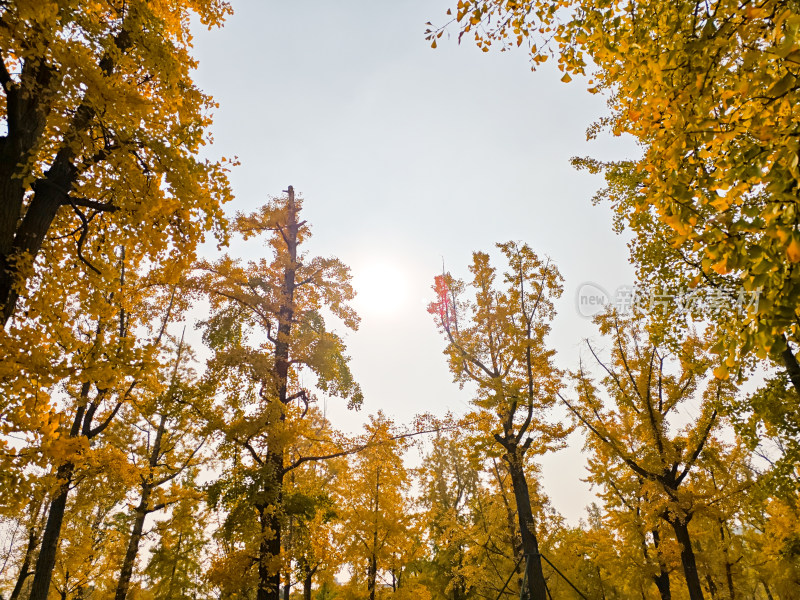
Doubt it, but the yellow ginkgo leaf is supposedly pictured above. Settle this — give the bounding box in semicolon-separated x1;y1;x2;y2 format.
788;236;800;262
711;259;729;275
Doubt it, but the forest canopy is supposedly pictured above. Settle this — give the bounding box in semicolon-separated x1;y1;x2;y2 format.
2;1;799;600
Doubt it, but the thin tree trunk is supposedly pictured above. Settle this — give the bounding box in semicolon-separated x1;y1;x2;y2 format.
283;512;293;600
724;562;735;600
761;579;775;600
115;408;170;600
368;465;380;600
718;521;735;600
705;574;718;600
114;485;152;600
302;565;314;600
8;500;45;600
669;517;705;600
780;335;800;398
505;451;548;600
651;529;672;600
166;531;183;599
28;392;87;600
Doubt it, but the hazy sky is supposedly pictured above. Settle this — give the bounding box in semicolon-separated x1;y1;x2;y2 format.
190;0;639;523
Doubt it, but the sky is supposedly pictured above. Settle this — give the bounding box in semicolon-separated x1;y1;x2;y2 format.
189;0;640;524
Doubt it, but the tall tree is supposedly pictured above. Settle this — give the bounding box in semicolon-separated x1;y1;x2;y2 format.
583;445;677;600
114;335;212;600
282;409;347;600
560;310;737;600
201;186;362;600
337;413;414;600
429;0;800;387
0;0;232;324
429;242;569;600
17;266;185;600
144;475;212;600
417;428;479;600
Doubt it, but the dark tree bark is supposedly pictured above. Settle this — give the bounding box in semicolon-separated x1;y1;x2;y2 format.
257;186;299;600
303;573;313;600
114;413;167;600
27;385;89;600
0;29;129;324
368;466;380;600
301;562;316;600
761;580;775;600
780;335;800;398
650;529;672;600
29;462;74;600
8;500;45;600
367;549;378;600
718;521;736;600
669;517;705;600
504;449;548;600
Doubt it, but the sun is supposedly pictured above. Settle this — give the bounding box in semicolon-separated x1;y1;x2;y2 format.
352;262;409;316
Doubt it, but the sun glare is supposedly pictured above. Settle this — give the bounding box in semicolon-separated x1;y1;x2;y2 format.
352;262;409;316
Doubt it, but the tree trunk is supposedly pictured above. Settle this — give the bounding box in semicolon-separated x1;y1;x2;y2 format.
669;517;705;600
367;551;378;600
114;484;152;600
650;529;672;600
368;464;380;600
28;462;73;600
504;451;548;600
28;393;88;600
0;60;57;325
780;335;800;398
8;501;45;600
257;186;299;600
303;568;313;600
718;522;735;600
115;410;169;600
705;574;718;600
761;580;775;600
0;134;82;324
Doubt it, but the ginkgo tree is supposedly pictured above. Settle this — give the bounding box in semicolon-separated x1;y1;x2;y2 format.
114;333;213;600
560;309;740;600
6;246;194;600
429;242;569;600
201;186;363;600
0;0;232;324
281;408;347;600
429;0;800;389
417;428;479;600
337;412;420;600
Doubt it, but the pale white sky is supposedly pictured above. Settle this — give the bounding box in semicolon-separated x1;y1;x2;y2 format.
190;0;639;524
